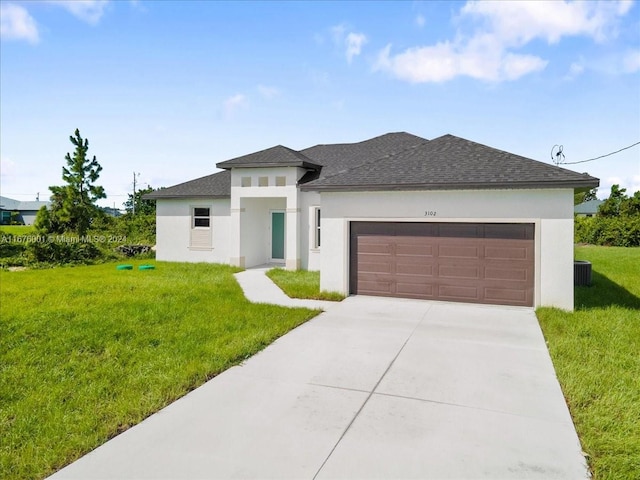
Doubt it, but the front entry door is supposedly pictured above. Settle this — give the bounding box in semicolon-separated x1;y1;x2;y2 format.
271;212;285;261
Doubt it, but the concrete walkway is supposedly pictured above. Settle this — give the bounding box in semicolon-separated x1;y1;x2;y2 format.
233;265;340;311
50;270;588;479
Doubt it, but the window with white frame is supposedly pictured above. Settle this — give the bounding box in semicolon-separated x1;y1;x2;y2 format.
190;206;212;249
313;207;321;248
193;207;210;228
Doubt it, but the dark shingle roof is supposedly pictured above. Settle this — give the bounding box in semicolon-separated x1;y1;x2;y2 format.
144;170;230;199
300;132;427;183
300;134;599;191
147;133;599;199
217;145;322;170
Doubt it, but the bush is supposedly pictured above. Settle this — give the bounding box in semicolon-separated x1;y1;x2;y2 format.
575;216;640;247
27;240;104;265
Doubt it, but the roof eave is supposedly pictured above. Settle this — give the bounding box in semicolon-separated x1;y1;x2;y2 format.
300;179;600;192
217;161;321;170
143;194;230;200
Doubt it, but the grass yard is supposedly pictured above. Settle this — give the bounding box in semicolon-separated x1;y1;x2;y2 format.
0;262;320;480
0;225;35;236
266;268;345;301
537;246;640;480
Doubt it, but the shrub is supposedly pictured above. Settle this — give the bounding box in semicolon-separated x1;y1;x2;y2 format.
27;240;104;265
575;216;640;247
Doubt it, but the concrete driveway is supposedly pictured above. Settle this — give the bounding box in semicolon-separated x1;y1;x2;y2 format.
50;296;588;479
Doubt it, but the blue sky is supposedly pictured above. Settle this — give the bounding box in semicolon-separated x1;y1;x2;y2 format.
1;0;639;208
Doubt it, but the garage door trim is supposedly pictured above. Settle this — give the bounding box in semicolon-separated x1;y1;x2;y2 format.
349;222;535;307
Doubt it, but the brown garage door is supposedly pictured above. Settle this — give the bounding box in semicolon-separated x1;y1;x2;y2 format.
350;222;534;307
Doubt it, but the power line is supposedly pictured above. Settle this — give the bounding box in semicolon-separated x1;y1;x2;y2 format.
561;141;640;165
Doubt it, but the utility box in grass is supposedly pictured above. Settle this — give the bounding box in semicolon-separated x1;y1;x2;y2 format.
574;260;592;286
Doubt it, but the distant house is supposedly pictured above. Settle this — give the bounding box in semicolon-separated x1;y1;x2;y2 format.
0;196;50;225
575;199;603;217
146;132;599;310
101;206;123;217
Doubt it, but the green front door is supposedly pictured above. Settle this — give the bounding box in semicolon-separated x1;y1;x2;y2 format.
271;212;285;260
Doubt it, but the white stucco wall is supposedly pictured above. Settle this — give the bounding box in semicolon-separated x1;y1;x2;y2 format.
318;188;575;310
155;198;230;263
300;191;321;271
229;167;307;269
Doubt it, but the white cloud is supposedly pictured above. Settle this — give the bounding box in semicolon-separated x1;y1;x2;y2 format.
375;42;546;83
257;85;280;99
376;0;633;83
330;23;367;63
223;94;248;115
622;49;640;73
0;156;18;177
345;32;367;63
48;0;109;25
461;0;632;45
415;14;425;28
565;61;585;80
0;3;39;44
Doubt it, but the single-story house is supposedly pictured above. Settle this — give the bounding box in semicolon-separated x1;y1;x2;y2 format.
146;132;599;310
575;199;603;217
0;196;50;225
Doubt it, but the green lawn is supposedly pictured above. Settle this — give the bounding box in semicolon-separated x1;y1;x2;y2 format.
266;268;345;301
0;225;35;236
537;246;640;480
0;262;320;480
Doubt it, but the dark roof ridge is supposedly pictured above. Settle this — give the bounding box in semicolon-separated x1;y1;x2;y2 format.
305;131;423;149
217;144;321;170
303;138;431;184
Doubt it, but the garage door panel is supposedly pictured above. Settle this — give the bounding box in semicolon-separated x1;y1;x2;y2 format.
438;224;483;238
358;260;392;274
395;241;435;257
484;287;530;305
358;240;393;255
438;244;481;259
438;284;481;301
396;263;434;276
357;278;393;295
485;224;534;240
485;266;530;282
396;282;435;298
351;222;534;307
438;264;480;280
485;245;531;260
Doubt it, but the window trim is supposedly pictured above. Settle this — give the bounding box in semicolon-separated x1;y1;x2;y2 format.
192;206;211;229
313;207;321;249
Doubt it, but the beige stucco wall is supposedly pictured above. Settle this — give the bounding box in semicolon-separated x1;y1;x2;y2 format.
318;188;575;310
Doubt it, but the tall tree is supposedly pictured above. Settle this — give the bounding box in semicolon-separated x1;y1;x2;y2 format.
598;184;627;217
124;186;156;215
41;129;106;235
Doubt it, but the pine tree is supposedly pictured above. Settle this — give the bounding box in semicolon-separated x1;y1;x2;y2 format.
41;129;106;235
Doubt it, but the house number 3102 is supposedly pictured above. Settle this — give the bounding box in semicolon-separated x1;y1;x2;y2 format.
424;211;437;217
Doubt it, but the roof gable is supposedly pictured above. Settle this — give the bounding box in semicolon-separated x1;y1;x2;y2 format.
216;145;321;170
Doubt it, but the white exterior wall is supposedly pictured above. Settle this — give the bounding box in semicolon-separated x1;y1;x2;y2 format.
155;198;230;263
300;191;322;271
319;189;575;310
229;167;306;269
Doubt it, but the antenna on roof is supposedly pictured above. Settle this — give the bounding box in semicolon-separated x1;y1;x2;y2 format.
551;145;565;165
